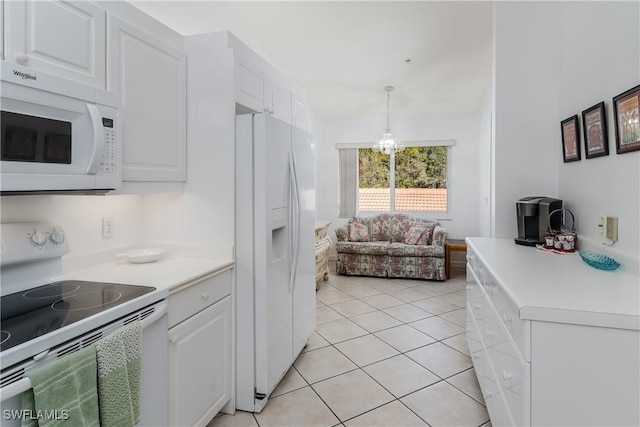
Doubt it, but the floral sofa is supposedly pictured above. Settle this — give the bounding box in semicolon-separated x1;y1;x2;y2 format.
335;213;447;281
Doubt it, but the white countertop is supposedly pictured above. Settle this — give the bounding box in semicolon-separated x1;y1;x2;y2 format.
467;237;640;330
62;256;234;295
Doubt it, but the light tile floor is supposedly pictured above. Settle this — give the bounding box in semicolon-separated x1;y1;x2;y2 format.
209;267;492;427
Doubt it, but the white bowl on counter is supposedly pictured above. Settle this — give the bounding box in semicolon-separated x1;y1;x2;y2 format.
116;248;167;263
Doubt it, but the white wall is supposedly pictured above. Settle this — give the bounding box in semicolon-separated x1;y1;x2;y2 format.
142;37;236;248
492;1;561;239
315;111;482;243
556;1;639;260
130;1;275;66
477;89;492;237
0;194;144;257
492;1;640;263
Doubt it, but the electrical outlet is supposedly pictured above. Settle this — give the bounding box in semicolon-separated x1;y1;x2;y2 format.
599;215;618;241
102;217;114;239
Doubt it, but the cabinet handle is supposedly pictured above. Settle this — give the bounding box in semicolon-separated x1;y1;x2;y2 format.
502;313;512;324
169;336;177;344
201;291;209;300
15;52;29;65
502;369;512;381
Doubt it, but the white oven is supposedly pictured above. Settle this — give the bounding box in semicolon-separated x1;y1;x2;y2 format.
0;302;168;427
0;62;121;194
0;223;168;426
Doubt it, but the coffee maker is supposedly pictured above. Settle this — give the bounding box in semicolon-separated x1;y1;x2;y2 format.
515;196;563;246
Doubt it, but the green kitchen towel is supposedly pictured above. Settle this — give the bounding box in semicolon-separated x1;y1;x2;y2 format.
21;344;99;427
96;321;142;427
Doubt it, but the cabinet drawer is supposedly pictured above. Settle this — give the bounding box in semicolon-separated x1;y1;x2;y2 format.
479;294;529;426
466;265;485;328
466;245;479;272
168;269;231;328
466;305;515;427
482;268;529;358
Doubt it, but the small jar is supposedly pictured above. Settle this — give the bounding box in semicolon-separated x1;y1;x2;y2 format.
545;234;554;247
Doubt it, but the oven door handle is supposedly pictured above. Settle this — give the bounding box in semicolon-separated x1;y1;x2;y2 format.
0;301;168;402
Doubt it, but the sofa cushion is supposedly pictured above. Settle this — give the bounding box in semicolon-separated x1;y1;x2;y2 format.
355;214;391;241
386;242;445;257
349;222;369;242
404;226;427;245
335;241;389;255
389;214;438;243
417;223;436;245
335;224;349;242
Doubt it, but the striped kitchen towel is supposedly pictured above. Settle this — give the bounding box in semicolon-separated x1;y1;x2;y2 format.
22;345;99;427
96;321;142;427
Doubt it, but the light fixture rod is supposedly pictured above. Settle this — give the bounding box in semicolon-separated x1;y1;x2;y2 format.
385;86;394;131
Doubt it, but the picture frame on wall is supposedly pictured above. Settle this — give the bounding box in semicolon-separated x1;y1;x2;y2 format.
613;84;640;154
561;115;581;162
582;102;609;159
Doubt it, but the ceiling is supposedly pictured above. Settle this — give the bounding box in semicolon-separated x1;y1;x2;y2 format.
133;1;493;119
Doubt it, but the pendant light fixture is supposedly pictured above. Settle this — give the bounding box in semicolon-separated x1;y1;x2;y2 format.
373;86;404;155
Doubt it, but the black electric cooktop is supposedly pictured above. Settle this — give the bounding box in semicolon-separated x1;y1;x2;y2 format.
0;281;154;352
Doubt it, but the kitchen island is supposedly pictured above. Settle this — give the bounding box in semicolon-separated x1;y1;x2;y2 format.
465;237;639;426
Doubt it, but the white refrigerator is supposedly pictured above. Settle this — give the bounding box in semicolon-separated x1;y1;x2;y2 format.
235;113;316;412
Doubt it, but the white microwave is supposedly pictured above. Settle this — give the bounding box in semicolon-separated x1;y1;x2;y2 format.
1;62;121;194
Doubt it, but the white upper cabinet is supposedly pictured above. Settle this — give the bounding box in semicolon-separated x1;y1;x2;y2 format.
234;49;268;114
108;15;186;182
267;70;292;124
1;1;4;60
225;32;309;128
4;0;106;87
292;85;310;132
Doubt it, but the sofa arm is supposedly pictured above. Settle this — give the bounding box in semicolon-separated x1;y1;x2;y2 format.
335;223;349;242
432;225;448;247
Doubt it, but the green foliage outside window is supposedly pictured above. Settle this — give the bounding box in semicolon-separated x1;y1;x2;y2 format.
358;146;447;189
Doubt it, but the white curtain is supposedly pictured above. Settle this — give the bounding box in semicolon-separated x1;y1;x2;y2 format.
338;148;357;218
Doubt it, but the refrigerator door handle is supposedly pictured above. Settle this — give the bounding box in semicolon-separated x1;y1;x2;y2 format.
288;149;301;294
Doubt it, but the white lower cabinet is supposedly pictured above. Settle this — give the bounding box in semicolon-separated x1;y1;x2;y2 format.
168;270;232;426
467;265;524;426
466;239;639;427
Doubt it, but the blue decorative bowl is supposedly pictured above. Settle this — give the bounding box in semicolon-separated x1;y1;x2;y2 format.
579;250;621;271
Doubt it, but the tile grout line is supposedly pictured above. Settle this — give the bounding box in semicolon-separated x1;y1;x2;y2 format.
225;269;483;427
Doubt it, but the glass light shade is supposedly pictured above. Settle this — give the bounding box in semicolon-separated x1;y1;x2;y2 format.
374;129;404;155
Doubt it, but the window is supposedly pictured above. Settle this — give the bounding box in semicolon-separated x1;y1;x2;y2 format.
337;140;453;218
358;146;448;212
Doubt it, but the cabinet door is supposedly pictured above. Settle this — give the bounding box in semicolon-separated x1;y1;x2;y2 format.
1;1;4;60
234;50;267;113
168;296;231;427
109;15;186;182
4;0;106;87
267;71;292;124
292;86;310;131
